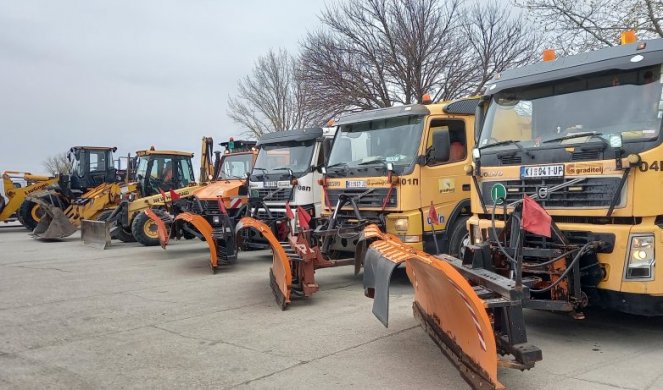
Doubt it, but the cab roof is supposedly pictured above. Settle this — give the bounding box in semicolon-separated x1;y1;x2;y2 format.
484;38;663;96
135;149;194;158
335;98;478;126
257;128;323;146
69;146;117;152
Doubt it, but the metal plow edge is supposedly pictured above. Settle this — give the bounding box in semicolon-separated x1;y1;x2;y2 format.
236;217;292;309
362;233;503;390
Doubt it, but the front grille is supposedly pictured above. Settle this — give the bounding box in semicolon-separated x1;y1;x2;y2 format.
571;150;602;161
253;188;293;202
201;200;220;214
478;214;640;225
256;209;286;220
327;188;397;208
497;153;521;165
482;177;622;208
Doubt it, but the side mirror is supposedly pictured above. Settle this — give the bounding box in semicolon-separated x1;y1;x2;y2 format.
429;129;450;163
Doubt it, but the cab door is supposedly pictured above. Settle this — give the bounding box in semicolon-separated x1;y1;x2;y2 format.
419;117;471;236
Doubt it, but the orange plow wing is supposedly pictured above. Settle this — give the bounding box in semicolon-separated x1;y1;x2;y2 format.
236;217;292;309
363;233;502;390
145;209;170;249
173;212;219;270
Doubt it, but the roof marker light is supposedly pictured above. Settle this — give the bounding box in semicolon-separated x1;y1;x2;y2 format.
543;49;556;62
620;30;637;45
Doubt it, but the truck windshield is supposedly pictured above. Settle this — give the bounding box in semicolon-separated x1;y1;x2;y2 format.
218;153;254;180
253;141;315;178
327;115;423;176
480;66;663;150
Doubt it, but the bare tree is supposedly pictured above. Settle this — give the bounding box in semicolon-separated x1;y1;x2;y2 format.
43;152;72;176
227;49;321;138
515;0;663;54
299;0;540;117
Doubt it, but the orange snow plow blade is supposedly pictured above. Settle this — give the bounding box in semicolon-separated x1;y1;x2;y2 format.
236;217;292;309
363;230;502;390
173;212;218;269
145;208;170;249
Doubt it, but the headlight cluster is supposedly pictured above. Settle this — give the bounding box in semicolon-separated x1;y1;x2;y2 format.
625;235;655;280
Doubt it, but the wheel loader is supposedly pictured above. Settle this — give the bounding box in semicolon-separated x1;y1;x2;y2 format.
80;138;221;248
0;171;56;228
144;138;258;271
234;99;476;309
20;146;122;233
31;147;199;245
361;32;663;389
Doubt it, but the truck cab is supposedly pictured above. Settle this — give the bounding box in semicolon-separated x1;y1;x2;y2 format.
321;99;476;257
246;127;335;245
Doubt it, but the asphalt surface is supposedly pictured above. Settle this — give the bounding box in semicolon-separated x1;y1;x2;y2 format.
1;222;663;389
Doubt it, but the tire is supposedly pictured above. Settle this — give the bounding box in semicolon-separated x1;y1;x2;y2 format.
95;210;117;239
115;227;136;243
131;209;167;246
448;215;470;258
18;200;45;231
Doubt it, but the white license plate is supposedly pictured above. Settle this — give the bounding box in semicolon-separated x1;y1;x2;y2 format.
264;181;277;188
520;164;564;178
346;180;366;188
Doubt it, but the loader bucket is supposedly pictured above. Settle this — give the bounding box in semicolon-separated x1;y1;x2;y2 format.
172;212;218;270
364;235;502;390
81;219;111;249
145;208;170;249
236;217;292;309
30;198;77;239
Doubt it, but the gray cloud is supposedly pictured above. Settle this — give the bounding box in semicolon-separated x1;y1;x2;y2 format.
0;0;326;173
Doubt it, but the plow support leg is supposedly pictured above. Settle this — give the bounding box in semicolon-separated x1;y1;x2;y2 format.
236;217;292;309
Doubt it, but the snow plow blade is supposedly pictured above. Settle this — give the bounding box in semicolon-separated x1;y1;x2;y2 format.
173;212;219;270
363;233;503;390
145;208;170;249
30;198;77;239
236;217;292;309
80;219;111;249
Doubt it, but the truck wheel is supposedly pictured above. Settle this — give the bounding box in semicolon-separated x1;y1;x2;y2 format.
131;209;165;246
18;200;44;231
448;216;470;258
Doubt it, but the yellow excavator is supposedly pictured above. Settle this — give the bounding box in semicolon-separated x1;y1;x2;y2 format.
1;171;57;228
28;146;202;244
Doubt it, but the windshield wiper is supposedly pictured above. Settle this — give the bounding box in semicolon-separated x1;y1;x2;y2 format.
542;131;606;148
357;158;387;166
327;162;348;169
479;140;533;158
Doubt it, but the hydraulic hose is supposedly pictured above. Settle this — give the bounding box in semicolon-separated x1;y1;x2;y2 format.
529;242;592;293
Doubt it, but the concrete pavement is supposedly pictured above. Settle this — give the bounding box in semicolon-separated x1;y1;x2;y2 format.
1;223;662;389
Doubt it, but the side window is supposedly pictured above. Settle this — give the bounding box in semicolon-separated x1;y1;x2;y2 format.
88;151;108;172
177;158;194;186
318;138;333;167
426;119;467;165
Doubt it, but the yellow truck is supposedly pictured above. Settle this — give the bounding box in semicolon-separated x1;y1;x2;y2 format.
361;33;663;389
235;98;477;308
0;171;56;227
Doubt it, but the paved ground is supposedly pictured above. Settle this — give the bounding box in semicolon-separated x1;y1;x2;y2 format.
1;222;663;389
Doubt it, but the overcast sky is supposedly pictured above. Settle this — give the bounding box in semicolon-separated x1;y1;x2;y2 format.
0;0;327;173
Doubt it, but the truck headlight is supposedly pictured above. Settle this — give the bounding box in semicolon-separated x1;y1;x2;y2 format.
625;234;655;280
394;218;408;232
212;215;221;225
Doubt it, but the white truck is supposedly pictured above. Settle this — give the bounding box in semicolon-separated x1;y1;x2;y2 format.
243;127;336;247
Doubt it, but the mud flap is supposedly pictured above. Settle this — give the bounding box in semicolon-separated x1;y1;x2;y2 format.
145;208;170;249
173;212;218;270
31;198;77;239
364;232;502;390
236;217;292;309
81;219;111;249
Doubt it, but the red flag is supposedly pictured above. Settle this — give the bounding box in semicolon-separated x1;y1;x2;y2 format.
428;201;438;225
285;201;295;220
169;189;181;201
217;196;228;215
522;195;551;238
296;206;311;230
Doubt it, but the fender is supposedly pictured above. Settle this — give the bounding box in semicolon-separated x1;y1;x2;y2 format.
236;217;292;308
362;231;501;390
